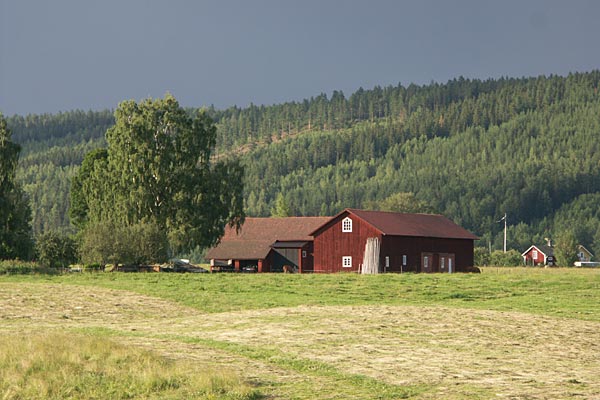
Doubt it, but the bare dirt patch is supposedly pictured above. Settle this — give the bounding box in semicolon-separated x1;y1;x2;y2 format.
2;282;598;399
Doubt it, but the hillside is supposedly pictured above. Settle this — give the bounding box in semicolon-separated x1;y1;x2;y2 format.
7;71;600;254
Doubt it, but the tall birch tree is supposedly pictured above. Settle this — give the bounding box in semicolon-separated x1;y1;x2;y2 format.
71;95;244;261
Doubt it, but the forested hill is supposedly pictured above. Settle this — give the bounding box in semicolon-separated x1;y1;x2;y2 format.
8;71;600;255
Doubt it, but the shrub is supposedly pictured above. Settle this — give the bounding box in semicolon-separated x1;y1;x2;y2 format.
36;231;78;269
80;221;168;266
83;263;104;272
474;246;490;266
0;260;47;275
489;249;523;266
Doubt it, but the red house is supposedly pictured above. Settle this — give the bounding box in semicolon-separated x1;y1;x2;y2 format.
521;244;556;266
206;217;330;272
310;209;478;273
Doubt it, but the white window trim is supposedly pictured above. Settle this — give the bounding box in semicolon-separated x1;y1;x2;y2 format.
532;250;538;259
302;250;307;258
342;217;353;233
342;256;352;268
402;255;407;266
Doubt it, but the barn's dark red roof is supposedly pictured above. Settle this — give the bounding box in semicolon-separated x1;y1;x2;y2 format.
206;217;330;260
312;209;479;240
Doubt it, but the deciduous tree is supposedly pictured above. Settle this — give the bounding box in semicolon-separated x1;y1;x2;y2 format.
554;229;578;267
72;95;245;263
366;192;434;214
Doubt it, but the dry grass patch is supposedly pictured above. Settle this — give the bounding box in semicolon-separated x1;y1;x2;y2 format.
0;282;197;328
164;305;600;399
0;331;259;400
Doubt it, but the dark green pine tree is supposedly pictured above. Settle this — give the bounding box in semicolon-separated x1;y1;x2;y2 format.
0;113;34;259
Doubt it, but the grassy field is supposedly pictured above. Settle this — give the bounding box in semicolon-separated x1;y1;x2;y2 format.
1;267;599;399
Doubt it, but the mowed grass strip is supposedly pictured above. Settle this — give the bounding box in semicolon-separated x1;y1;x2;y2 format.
0;331;260;400
4;267;599;320
177;336;432;400
74;328;433;400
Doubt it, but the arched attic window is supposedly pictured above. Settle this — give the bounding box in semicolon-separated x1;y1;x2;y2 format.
342;217;353;233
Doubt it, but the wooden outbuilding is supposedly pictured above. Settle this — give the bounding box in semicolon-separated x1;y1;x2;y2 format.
310;209;478;273
206;217;330;272
576;245;594;262
521;244;556;266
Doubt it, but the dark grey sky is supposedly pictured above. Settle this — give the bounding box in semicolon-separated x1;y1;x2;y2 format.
1;0;599;116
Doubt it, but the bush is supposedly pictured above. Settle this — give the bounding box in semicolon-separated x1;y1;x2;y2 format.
83;263;104;272
36;232;78;269
0;260;49;275
489;249;523;266
474;247;490;266
80;221;168;266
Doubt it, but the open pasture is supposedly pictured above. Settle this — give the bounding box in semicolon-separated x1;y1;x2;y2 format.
1;268;599;399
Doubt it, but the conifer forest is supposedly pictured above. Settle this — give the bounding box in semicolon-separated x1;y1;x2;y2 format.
6;71;600;257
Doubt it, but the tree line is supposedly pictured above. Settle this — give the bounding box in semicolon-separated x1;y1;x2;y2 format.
4;71;600;264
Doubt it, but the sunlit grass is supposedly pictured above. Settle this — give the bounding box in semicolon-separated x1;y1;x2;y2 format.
1;268;599;399
0;332;260;400
4;267;599;320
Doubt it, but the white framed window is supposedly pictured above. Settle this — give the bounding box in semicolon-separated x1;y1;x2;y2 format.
342;217;353;233
302;250;307;258
385;256;390;268
402;255;407;266
342;256;352;268
532;250;538;259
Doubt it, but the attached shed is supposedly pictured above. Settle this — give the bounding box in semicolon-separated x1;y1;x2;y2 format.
310;209;478;273
206;217;330;272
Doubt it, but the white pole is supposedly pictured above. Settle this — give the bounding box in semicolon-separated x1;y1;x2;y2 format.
503;213;507;253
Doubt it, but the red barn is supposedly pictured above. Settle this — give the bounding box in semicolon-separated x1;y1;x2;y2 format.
310;209;478;273
206;217;330;272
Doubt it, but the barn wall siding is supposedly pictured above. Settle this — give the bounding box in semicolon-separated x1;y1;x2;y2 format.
313;211;382;273
301;242;315;272
314;211;475;273
380;236;473;272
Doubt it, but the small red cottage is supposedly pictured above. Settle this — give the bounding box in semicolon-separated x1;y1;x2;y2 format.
521;244;556;266
310;209;478;273
206;217;330;272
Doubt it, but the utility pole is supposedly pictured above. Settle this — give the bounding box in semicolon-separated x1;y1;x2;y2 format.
497;213;507;253
503;213;507;253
